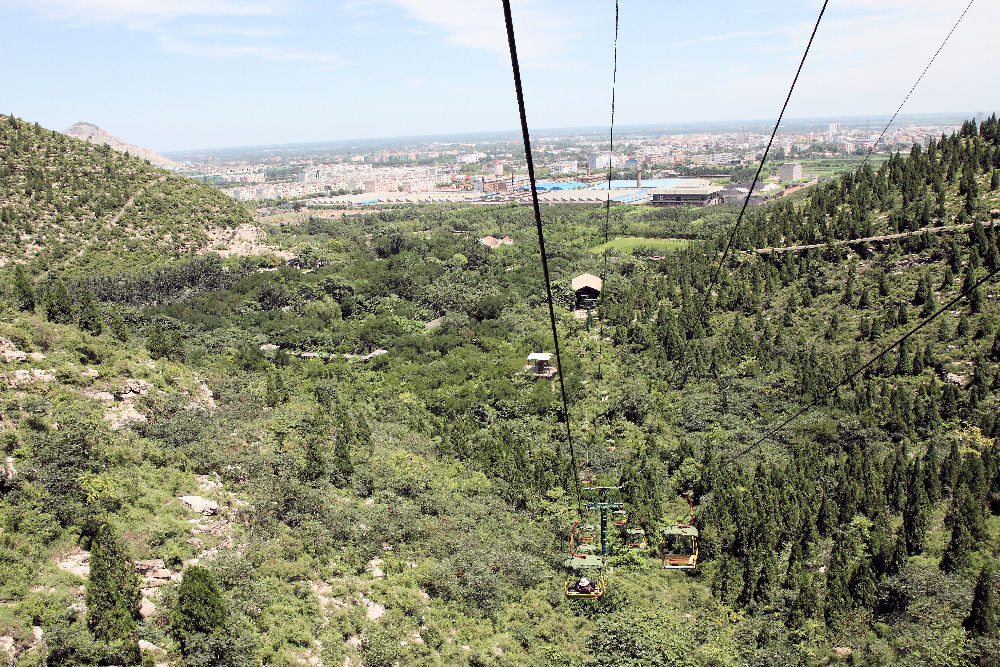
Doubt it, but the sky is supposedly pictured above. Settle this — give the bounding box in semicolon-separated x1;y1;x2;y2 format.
0;0;997;152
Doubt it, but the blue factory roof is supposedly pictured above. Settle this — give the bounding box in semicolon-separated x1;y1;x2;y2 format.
530;181;590;191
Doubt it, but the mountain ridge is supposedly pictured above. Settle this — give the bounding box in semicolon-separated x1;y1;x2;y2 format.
63;121;179;170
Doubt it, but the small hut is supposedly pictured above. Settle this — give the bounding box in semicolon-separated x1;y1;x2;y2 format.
527;352;557;378
572;273;603;309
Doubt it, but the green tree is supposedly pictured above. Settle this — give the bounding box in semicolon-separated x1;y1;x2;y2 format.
147;324;169;359
44;279;74;325
77;287;102;335
964;563;1000;637
108;307;129;343
171;566;227;654
86;524;141;665
330;415;354;486
265;369;287;407
903;463;930;555
940;513;973;574
12;265;35;311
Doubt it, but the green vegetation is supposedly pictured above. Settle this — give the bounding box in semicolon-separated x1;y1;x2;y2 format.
589;236;688;256
3;113;1000;665
0;115;249;275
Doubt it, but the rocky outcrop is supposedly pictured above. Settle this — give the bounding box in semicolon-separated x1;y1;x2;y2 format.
62;122;178;170
179;496;218;516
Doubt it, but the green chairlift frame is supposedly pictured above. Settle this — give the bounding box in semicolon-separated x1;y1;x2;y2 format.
565;487;624;598
659;492;699;569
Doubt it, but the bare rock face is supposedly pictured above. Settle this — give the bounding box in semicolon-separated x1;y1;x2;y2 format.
104;403;147;430
179;496;218;516
139;597;159;618
63;122;179;170
56;550;91;578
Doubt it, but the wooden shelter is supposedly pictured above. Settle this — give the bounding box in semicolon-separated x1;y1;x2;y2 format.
572;273;603;309
527;352;557;378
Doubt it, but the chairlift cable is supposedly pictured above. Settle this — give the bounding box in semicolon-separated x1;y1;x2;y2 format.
725;262;1000;465
502;0;583;517
701;0;828;312
596;0;619;438
860;0;976;169
728;0;983;466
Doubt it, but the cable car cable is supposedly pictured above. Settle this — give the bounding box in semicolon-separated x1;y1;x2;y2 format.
725;0;982;465
702;0;828;311
595;0;618;424
725;261;1000;465
860;0;976;169
502;0;583;516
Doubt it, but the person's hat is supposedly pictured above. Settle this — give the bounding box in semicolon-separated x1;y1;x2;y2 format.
579;577;590;586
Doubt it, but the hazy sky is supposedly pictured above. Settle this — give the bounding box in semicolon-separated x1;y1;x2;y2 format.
1;0;996;151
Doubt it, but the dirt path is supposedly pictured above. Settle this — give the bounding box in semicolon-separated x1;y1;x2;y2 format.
105;175;166;228
756;219;998;254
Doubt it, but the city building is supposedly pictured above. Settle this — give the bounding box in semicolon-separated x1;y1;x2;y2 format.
779;163;803;182
474;175;530;194
587;153;625;170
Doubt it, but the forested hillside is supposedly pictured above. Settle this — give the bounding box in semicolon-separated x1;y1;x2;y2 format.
0;115;250;275
2;114;1000;666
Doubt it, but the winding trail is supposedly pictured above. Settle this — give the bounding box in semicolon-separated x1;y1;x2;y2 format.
756;218;998;254
105;175;166;228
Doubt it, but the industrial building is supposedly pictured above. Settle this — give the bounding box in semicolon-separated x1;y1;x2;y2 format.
649;184;723;207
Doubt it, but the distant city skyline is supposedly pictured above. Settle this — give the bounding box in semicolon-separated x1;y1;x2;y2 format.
2;0;998;152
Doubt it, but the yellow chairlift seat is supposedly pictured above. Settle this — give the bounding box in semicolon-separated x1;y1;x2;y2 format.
660;525;699;569
613;510;627;526
625;527;646;551
563;555;606;598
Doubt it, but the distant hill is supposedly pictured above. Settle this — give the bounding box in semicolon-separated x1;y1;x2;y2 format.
0;115;251;275
63;121;179;170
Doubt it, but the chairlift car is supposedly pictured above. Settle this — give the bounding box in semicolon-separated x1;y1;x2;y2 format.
659;493;699;569
563;554;605;598
625;527;647;551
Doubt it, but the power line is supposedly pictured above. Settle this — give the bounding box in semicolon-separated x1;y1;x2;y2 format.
861;0;976;168
727;261;1000;465
502;0;583;516
702;0;828;311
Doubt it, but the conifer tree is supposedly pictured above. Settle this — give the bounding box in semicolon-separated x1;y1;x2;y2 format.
44;279;74;325
858;286;871;309
171;566;227;653
264;369;288;407
12;265;34;311
941;266;954;289
964;563;999;637
940;512;973;574
330;410;354;486
108;307;129;342
146;324;169;359
903;463;930;554
77;287;102;335
86;524;141;665
970;286;983;313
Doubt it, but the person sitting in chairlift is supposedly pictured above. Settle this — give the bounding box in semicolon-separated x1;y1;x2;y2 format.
575;577;596;594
